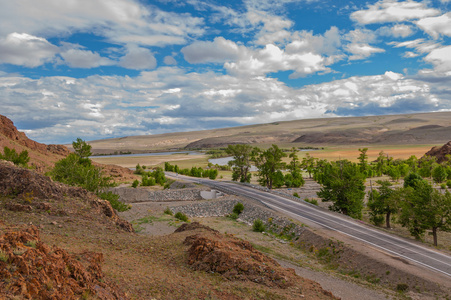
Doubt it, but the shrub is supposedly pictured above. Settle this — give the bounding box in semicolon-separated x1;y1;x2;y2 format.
304;198;318;205
252;219;265;232
164;207;173;215
232;202;244;215
131;179;139;188
447;180;451;188
396;283;408;292
293;192;300;198
0;146;30;167
228;212;239;220
98;191;131;212
175;212;189;222
441;183;447;189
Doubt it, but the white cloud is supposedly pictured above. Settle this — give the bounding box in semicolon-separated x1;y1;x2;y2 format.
164;56;177;65
0;0;205;47
416;12;451;38
0;33;58;67
1;66;449;144
60;48;115;68
119;46;157;70
424;46;451;72
378;24;414;37
346;44;385;60
351;0;440;24
344;29;385;60
181;37;243;64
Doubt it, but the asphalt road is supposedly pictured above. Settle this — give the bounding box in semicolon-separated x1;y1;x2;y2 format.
168;173;451;278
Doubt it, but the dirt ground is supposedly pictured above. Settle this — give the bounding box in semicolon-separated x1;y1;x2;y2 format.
118;182;451;300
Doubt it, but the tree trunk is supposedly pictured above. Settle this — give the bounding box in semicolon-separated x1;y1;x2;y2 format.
386;212;391;229
432;227;438;246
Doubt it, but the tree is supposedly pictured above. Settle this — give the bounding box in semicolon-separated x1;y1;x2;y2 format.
286;147;305;187
72;137;92;164
367;180;397;228
301;153;316;178
252;144;286;189
432;164;447;183
358;148;368;173
316;160;366;219
226;144;253;183
397;180;451;246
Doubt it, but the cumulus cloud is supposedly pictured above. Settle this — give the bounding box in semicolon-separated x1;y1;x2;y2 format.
181;37;242;64
0;33;58;67
424;46;451;72
416;12;451;38
1;65;449;144
119;46;157;70
344;29;385;60
351;0;440;24
378;24;414;37
60;48;115;68
0;0;204;47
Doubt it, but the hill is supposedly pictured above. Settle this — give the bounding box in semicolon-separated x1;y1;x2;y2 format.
86;112;451;153
0;114;136;181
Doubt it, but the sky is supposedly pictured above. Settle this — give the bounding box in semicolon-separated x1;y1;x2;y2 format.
0;0;450;144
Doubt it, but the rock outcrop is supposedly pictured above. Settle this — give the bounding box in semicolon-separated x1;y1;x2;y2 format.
424;141;451;163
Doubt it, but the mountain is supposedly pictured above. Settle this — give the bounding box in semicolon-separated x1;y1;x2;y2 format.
0;114;70;172
87;112;451;153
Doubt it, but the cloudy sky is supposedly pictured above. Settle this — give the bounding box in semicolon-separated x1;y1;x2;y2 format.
0;0;450;144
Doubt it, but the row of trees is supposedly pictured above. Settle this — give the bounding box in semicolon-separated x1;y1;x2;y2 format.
164;162;218;180
225;144;305;189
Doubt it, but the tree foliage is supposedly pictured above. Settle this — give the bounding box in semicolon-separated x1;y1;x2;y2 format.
367;180;397;228
252;144;286;189
0;146;30;167
226;144;253;183
316;160;366;219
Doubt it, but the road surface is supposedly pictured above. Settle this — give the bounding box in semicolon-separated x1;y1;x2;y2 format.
168;173;451;278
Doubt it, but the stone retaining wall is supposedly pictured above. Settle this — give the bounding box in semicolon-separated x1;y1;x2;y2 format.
110;187;204;203
171;198;306;239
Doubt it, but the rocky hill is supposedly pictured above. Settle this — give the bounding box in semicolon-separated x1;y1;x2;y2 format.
0;114;136;181
424;141;451;163
0;115;70;172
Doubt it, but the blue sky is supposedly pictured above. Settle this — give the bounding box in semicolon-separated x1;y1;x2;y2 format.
0;0;450;144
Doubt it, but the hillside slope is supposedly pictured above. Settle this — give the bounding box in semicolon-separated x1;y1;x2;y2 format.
87;112;451;153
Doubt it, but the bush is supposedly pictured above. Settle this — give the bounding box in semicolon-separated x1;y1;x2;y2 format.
447;180;451;188
304;198;318;205
0;146;30;167
98;191;131;212
232;202;244;215
175;212;189;222
396;283;408;292
293;192;300;198
252;219;265;232
441;183;447;189
132;179;139;188
164;207;173;216
228;212;239;220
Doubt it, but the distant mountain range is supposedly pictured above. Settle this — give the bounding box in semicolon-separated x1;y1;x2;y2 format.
87;112;451;154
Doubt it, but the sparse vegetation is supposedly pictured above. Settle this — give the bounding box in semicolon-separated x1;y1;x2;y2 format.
232;202;244;215
164;207;173;215
253;219;265;232
0;146;30;167
175;212;189;222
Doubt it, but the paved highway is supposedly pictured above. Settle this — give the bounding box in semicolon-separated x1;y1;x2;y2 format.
168;173;451;278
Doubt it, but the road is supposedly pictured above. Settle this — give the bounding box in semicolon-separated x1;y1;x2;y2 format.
168;173;451;278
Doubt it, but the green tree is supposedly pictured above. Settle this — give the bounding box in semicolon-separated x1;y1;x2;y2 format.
374;151;387;177
72;137;92;164
316;160;366;219
226;144;253;183
397;180;451;246
367;180;397;228
286;147;305;187
252;144;286;189
358;147;368;173
432;164;447;183
301;153;316;178
0;146;30;167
